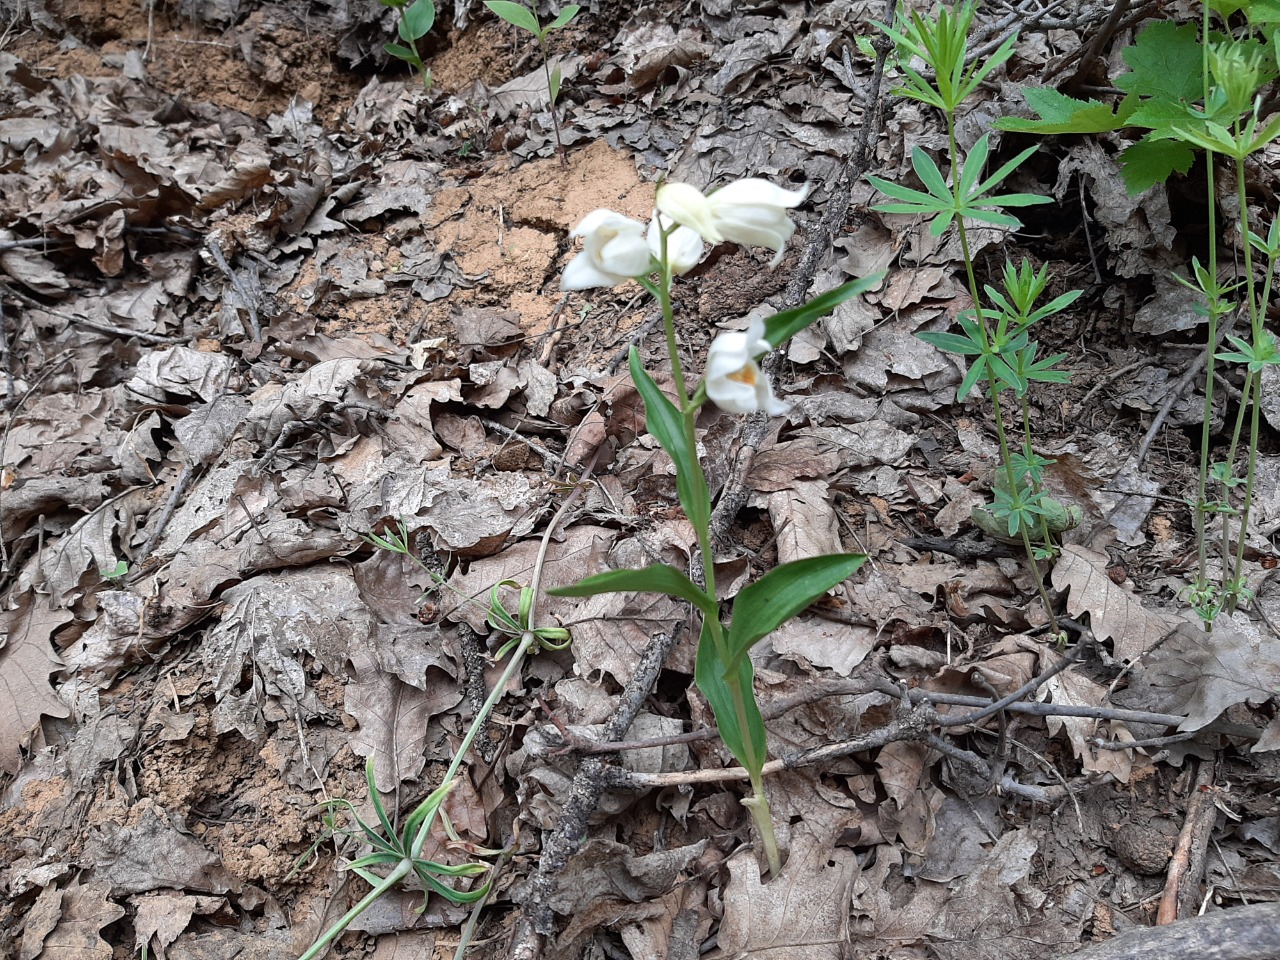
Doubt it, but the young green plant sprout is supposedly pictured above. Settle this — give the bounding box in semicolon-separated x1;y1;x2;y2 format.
379;0;436;90
297;518;571;959
552;179;883;875
484;0;580;164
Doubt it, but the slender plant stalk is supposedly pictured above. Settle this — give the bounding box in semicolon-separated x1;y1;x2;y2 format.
655;226;782;875
1226;157;1264;606
531;20;567;164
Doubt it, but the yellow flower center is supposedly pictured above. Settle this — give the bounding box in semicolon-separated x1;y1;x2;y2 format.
727;365;757;386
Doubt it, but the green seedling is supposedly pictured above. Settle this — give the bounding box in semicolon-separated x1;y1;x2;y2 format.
484;0;580;164
379;0;436;89
299;504;581;958
100;559;129;581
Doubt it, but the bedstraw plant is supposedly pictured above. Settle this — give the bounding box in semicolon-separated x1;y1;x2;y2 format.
551;183;882;874
995;0;1280;624
298;514;575;960
866;2;1082;627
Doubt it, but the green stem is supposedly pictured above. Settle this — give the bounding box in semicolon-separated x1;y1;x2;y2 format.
1225;158;1263;606
946;116;1061;637
410;637;533;860
1194;3;1219;627
655;239;778;874
530;10;566;165
298;859;414;960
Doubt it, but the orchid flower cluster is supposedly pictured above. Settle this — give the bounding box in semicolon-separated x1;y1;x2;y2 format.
552;176;881;874
562;179;807;415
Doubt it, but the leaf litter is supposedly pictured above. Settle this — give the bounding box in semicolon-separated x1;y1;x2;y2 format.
1;0;1279;958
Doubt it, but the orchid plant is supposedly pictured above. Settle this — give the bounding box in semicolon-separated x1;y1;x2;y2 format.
551;178;882;873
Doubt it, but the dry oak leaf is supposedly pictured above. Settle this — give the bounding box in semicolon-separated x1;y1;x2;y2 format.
21;876;124;960
0;595;72;773
1051;544;1176;661
715;823;858;959
1145;618;1280;735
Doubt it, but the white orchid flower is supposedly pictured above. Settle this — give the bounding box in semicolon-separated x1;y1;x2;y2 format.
704;317;788;415
647;211;705;275
562;209;654;290
656;178;809;267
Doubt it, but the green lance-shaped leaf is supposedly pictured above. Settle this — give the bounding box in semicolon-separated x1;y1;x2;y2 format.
723;554;867;674
761;273;884;348
549;63;562;105
544;3;580;31
484;0;541;35
399;0;436;41
695;621;767;775
385;42;423;64
629;346;710;528
548;563;717;619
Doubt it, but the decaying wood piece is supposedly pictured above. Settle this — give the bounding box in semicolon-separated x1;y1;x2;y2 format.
1068;903;1280;960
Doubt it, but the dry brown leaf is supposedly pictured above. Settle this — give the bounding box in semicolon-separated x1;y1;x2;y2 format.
544;838;706;917
0;594;72;773
1142;618;1280;733
715;823;857;960
90;800;237;896
126;346;236;404
201;566;372;740
18;883;63;960
369;932;436;958
769;617;874;677
763;479;842;565
1051;545;1175;661
345;643;461;792
1044;669;1132;781
131;892;224;960
26;877;124;960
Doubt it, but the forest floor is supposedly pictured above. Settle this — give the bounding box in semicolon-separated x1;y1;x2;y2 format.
1;0;1279;958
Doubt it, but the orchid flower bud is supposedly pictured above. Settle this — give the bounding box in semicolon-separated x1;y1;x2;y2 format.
561;209;653;290
656;178;809;267
647;212;705;275
704;317;789;415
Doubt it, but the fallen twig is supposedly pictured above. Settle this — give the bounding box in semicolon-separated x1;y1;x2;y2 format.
1158;758;1219;924
508;624;683;959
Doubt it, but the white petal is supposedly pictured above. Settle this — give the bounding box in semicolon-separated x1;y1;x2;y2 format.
744;316;771;354
599;231;654;277
710;178;809;209
571;208;643;238
706;368;763;413
656;182;722;243
562;252;626;290
705;330;752;378
648;213;705;275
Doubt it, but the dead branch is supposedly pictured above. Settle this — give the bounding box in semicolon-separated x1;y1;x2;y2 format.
1158;759;1219;924
508;625;683;960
